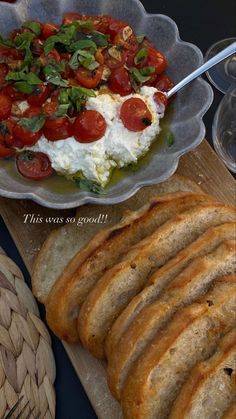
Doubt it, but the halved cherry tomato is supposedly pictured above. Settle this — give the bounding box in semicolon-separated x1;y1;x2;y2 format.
0;122;15;157
0;63;9;85
0;94;12;121
43;116;71;141
1;85;27;101
23;106;41;118
120;98;152;132
39;48;60;65
0;142;15;157
16;151;54;180
113;28;139;55
90;15;112;33
154;91;168;108
41;23;58;40
27;84;50;106
13;123;42;146
139;47;167;74
75;66;103;88
71;110;106;143
103;48;126;70
154;74;174;92
108;67;132;96
42;101;58;116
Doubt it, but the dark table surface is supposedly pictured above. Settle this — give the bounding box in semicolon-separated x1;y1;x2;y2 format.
0;0;235;418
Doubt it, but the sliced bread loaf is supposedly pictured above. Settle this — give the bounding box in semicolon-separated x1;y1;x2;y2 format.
121;277;236;419
78;204;236;358
106;222;236;357
45;192;212;342
107;242;236;399
169;328;236;419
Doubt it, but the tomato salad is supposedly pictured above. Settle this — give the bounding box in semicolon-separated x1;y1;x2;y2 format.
0;12;173;188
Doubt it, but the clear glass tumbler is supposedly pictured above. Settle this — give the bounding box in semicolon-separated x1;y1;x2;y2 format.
212;83;236;173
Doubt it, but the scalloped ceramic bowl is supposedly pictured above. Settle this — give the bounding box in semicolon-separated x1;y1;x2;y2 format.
0;0;213;208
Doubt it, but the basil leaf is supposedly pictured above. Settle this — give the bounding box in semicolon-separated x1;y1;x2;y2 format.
14;82;34;94
14;32;35;49
89;31;109;47
18;115;46;132
75;178;105;194
73;19;93;30
54;103;70;117
139;66;155;76
70;86;96;99
134;48;147;65
129;67;151;83
59;89;70;104
68;50;81;70
23;20;41;36
136;33;145;44
69;39;97;52
47;75;68;87
43;60;68;87
6;70;42;85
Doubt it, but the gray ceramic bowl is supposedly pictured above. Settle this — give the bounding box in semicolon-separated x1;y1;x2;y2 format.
0;0;213;208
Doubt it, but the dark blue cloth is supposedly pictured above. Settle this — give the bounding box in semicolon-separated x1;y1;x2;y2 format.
0;1;235;417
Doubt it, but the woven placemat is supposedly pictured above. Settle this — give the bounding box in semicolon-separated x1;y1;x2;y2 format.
0;247;56;419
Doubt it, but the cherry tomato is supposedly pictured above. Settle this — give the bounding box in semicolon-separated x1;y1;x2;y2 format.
43;116;71;141
50;88;60;101
103;48;126;70
0;45;23;60
154;91;168;108
1;85;27;101
91;15;112;33
71;110;106;143
13;123;41;146
42;101;58;116
75;66;103;88
63;12;83;24
16;151;54;180
154;74;174;92
23;106;41;118
106;19;127;40
0;122;15;157
0;94;12;121
120;98;152;132
108;67;132;96
27;84;50;106
39;48;60;66
113;28;139;55
0;63;9;85
141;47;167;74
41;23;58;40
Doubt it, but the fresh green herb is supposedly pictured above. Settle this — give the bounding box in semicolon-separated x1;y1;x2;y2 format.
43;60;68;87
136;33;145;44
89;31;109;47
139;66;155;76
129;67;151;83
166;131;175;147
58;86;96;114
14;31;35;49
18;115;46;132
54;103;70;117
69;49;99;70
134;48;147;65
23;20;41;36
75;178;105;194
6;70;42;84
13;82;35;94
68;39;97;52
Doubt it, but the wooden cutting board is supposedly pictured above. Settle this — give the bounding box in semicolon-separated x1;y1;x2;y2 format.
0;140;235;419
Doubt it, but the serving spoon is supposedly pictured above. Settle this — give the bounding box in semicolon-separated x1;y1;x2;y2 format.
166;41;236;98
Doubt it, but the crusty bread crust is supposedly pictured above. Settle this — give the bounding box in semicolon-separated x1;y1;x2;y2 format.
46;192;212;342
106;222;236;358
169;326;236;419
78;204;236;358
121;278;236;419
222;404;236;419
107;242;236;400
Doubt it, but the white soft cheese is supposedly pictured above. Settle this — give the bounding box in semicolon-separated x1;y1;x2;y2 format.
29;86;165;186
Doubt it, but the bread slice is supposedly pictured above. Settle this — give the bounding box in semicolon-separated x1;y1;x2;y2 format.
107;243;236;400
106;222;236;357
223;404;236;419
121;277;236;419
45;192;212;342
78;204;236;358
169;328;236;419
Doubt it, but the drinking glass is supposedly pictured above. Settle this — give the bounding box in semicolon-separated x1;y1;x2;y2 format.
212;83;236;172
205;38;236;93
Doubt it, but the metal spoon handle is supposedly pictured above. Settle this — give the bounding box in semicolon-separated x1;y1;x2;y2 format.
166;41;236;98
